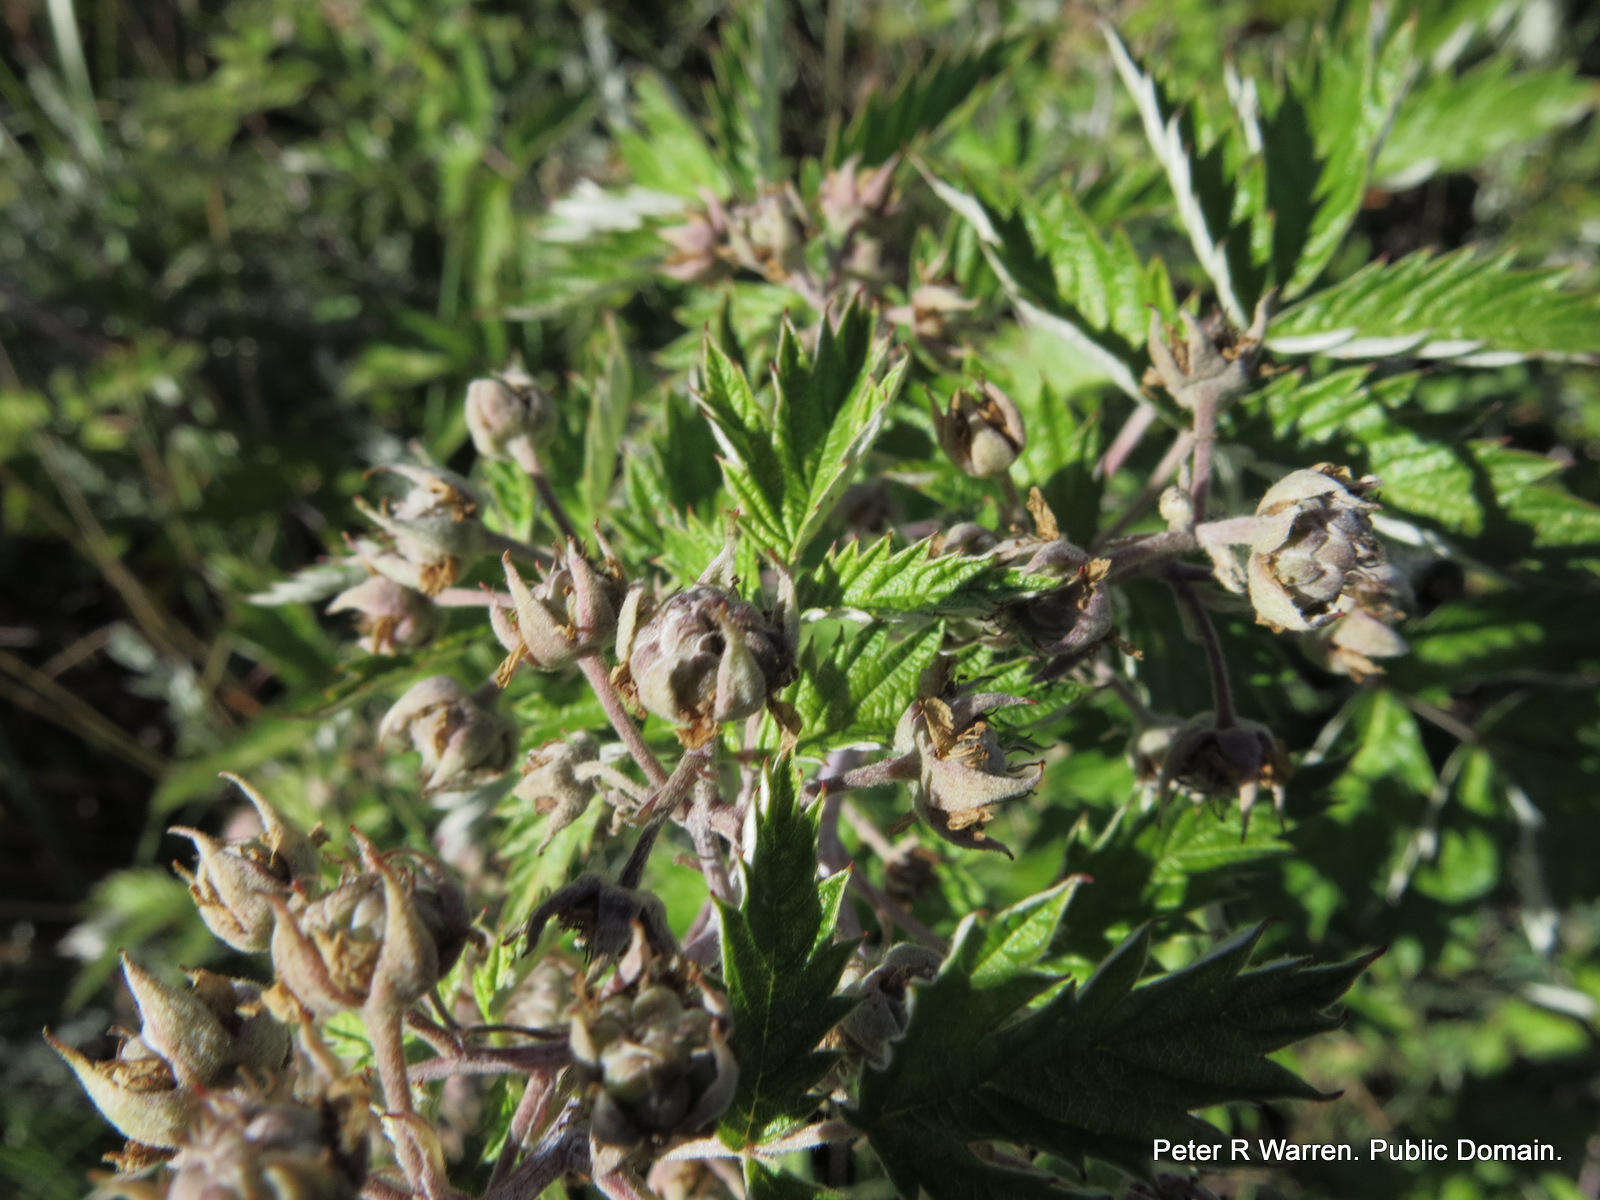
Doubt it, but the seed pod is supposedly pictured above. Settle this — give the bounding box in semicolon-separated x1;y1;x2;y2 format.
46;1030;196;1149
886;283;977;345
378;675;514;795
494;546;623;680
569;950;738;1175
268;836;469;1016
325;575;437;656
621;583;796;745
513;732;603;849
659;194;731;284
892;690;1042;856
930;381;1026;478
1145;298;1270;413
464;365;554;461
354;465;487;595
1157;714;1290;834
817;155;898;235
164;1085;373;1200
836;944;943;1070
170;775;320;952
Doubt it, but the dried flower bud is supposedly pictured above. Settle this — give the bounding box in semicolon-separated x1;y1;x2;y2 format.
120;958;290;1088
724;186;808;282
570;953;737;1175
620;583;796;745
930;381;1026;478
660;195;731;284
46;960;292;1151
524;875;677;961
892;690;1042;856
165;1086;372;1200
354;465;487;595
513;732;603;849
1146;298;1270;413
494;546;622;680
836;944;942;1069
326;575;437;656
817;155;898;235
465;365;555;460
1158;714;1290;833
993;493;1116;678
378;675;514;795
886;283;977;344
268;836;468;1016
171;775;321;952
1244;466;1409;673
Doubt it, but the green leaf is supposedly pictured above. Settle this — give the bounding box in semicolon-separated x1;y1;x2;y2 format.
1267;248;1600;365
920;167;1156;399
615;72;729;198
718;762;857;1148
835;42;1014;166
799;536;1010;618
696;303;906;563
787;622;944;755
1103;25;1248;324
1274;10;1416;295
744;1160;838;1200
852;898;1376;1196
1376;54;1594;190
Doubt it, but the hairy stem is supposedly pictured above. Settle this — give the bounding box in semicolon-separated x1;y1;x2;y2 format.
1189;397;1219;522
1169;574;1236;728
509;436;582;545
578;652;667;787
1096;400;1160;480
486;1069;560;1196
1093;430;1195;548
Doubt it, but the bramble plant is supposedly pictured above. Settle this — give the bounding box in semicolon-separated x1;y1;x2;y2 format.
14;3;1600;1199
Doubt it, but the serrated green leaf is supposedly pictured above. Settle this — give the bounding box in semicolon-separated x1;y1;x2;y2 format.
1376;54;1595;190
1267;248;1600;364
851;902;1375;1195
1103;25;1248;324
920;167;1152;399
718;763;857;1148
615;72;729;198
695;303;905;563
787;622;944;755
834;42;1014;166
799;536;1006;618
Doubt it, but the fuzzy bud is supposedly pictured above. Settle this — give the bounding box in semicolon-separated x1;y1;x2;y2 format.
378;675;514;795
1146;298;1270;413
930;381;1026;478
513;732;603;849
1243;466;1409;679
569;954;738;1175
836;944;942;1069
170;775;321;952
885;283;977;345
817;155;898;235
494;546;622;680
325;575;437;656
892;690;1042;856
354;465;487;595
620;584;796;745
1158;714;1290;834
165;1086;373;1200
465;366;555;461
268;836;469;1017
659;196;731;284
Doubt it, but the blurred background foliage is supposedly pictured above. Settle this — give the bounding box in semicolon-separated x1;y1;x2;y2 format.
2;0;1599;1197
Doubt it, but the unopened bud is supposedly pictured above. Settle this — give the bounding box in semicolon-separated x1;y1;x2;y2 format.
326;575;437;655
930;381;1026;478
465;366;554;461
378;675;514;794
